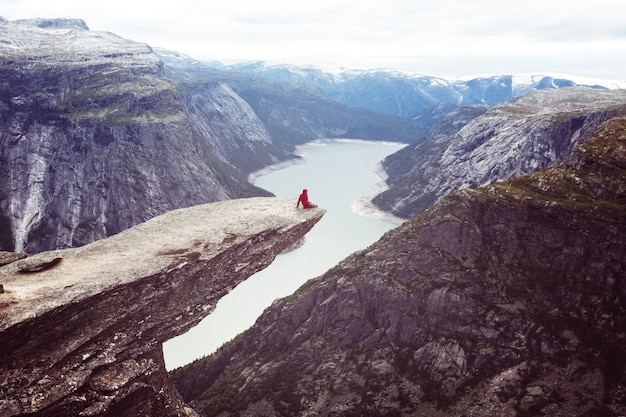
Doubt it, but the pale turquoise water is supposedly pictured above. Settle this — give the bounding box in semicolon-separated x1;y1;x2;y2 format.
163;139;405;369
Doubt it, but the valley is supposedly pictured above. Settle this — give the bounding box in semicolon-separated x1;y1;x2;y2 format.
163;139;405;370
1;17;625;417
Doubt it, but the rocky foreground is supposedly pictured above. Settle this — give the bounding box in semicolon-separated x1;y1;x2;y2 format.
173;118;626;416
0;197;324;417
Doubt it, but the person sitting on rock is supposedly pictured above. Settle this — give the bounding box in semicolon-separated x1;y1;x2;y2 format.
296;188;317;209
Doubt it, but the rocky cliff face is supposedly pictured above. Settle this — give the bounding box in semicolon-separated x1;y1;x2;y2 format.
0;197;325;417
373;88;626;219
172;117;626;416
0;19;285;254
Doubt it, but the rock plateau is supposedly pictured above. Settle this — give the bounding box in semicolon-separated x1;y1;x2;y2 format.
0;197;324;417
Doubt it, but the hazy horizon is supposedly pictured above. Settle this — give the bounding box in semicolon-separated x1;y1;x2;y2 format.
3;0;625;82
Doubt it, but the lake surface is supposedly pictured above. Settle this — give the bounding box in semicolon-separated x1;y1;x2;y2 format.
163;139;406;370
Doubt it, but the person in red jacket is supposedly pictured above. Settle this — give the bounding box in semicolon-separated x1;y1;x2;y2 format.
296;188;317;209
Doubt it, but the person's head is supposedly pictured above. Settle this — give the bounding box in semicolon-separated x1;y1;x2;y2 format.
302;189;307;194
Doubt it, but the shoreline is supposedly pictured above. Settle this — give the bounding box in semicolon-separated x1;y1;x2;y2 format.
250;138;408;225
351;161;407;225
247;155;306;183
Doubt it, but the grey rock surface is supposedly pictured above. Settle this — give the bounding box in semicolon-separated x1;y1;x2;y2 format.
14;251;62;272
0;197;325;417
0;251;27;267
374;87;626;218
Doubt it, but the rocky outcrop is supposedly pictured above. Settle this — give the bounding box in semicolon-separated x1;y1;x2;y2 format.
0;19;285;254
0;197;325;417
374;87;626;218
172;117;626;416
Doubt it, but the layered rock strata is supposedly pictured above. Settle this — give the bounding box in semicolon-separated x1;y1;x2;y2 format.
0;197;324;417
173;118;626;416
0;19;280;253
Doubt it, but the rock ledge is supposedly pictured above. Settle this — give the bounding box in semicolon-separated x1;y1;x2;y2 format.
0;197;324;417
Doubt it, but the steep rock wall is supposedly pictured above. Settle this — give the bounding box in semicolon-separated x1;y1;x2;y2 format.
0;197;325;417
180;81;291;175
0;20;279;253
374;88;626;218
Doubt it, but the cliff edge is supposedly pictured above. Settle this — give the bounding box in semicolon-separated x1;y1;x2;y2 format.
0;197;325;417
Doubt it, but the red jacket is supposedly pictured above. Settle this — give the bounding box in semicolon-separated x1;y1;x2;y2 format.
297;190;311;208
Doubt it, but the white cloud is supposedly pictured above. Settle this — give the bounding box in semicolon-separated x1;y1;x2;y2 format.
2;0;625;81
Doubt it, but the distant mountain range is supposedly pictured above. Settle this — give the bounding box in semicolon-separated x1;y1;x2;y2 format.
203;58;611;119
159;51;614;141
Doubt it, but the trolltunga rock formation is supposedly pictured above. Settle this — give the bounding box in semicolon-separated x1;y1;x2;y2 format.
0;197;324;417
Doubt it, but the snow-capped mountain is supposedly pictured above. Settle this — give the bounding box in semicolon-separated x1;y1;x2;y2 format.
220;61;616;119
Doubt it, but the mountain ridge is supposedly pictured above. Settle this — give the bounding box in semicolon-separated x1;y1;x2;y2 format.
212;59;617;120
373;87;626;218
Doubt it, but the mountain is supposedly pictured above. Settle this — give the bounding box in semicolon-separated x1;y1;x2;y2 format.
4;16;626;417
0;19;290;253
0;197;324;417
171;112;626;417
156;49;424;146
373;88;626;219
219;61;610;120
0;20;418;255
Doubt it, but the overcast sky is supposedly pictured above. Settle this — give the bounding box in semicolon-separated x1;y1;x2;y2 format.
2;0;625;82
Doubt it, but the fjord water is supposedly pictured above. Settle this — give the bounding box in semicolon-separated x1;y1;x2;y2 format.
163;139;406;369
